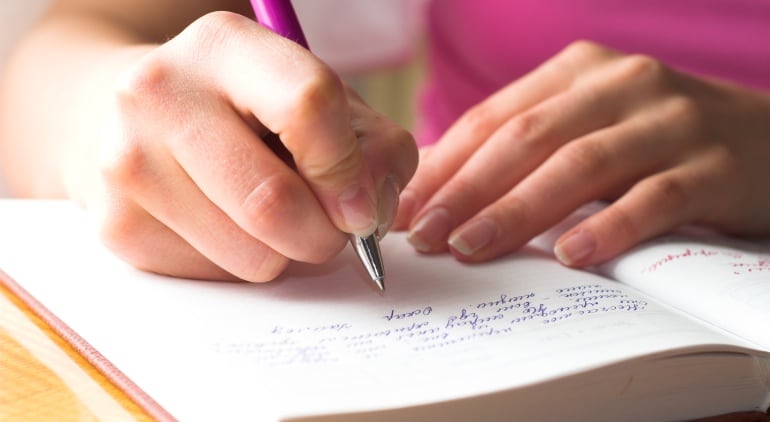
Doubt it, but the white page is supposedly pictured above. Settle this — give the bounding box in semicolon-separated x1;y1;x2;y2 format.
529;201;770;350
600;231;770;350
0;200;764;421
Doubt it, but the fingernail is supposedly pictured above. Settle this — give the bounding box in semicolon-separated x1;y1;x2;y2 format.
449;218;499;256
554;230;596;266
407;207;452;253
338;184;377;236
377;176;400;237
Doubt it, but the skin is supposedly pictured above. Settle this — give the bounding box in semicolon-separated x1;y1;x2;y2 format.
3;5;770;276
0;0;417;282
1;4;767;421
394;40;770;268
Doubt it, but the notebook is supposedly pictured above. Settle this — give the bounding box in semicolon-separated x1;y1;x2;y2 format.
0;199;768;421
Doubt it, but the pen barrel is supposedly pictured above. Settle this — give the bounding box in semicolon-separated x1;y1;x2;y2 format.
251;0;309;49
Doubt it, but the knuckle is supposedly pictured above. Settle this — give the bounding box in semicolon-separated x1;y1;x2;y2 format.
504;111;543;143
240;174;298;231
645;175;690;208
187;11;245;50
549;41;616;78
390;125;418;155
663;95;702;130
304;139;360;182
283;68;354;182
290;65;346;122
616;54;666;82
197;10;246;29
115;11;245;107
563;40;600;56
708;143;739;175
375;123;419;182
457;102;499;136
100;137;151;193
561;40;611;62
115;53;176;109
557;138;610;177
96;207;150;267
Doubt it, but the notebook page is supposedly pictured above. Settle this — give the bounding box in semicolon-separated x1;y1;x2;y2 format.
528;201;770;351
600;232;770;350
0;200;762;420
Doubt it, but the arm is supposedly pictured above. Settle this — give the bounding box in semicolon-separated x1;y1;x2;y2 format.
0;0;251;196
0;0;417;281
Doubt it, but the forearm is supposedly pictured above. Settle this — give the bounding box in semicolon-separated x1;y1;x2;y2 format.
0;10;152;199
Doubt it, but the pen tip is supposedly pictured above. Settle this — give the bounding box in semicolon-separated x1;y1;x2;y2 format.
374;277;385;291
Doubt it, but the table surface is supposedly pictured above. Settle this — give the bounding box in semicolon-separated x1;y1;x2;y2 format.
0;280;153;421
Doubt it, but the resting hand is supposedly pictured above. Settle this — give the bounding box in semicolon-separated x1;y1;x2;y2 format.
86;12;416;281
394;40;770;267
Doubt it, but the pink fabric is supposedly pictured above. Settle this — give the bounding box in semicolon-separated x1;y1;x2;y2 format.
416;0;770;146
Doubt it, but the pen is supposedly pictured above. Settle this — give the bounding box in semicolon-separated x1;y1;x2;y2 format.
249;0;385;291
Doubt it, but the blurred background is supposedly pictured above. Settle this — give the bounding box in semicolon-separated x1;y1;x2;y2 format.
0;0;425;198
0;1;50;197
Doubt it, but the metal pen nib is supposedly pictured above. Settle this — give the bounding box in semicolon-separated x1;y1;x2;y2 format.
349;233;385;291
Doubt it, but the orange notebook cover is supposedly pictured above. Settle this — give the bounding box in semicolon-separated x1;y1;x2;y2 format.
0;270;172;421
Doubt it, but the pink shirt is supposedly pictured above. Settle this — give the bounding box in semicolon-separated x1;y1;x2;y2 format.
416;0;770;145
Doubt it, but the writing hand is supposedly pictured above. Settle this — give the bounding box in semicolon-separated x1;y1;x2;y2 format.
93;12;416;281
394;40;770;267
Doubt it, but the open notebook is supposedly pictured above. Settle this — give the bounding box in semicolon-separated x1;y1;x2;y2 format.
0;200;768;421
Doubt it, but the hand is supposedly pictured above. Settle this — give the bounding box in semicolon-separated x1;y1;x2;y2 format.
394;40;770;267
85;12;416;282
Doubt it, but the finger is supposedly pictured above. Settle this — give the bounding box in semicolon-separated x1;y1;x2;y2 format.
393;144;434;230
405;74;630;252
347;93;418;236
117;32;350;266
397;41;619;225
177;12;378;235
101;129;298;281
446;109;686;262
165;101;348;264
554;162;712;267
95;197;239;281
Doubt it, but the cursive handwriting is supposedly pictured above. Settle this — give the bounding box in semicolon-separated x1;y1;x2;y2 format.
213;283;648;367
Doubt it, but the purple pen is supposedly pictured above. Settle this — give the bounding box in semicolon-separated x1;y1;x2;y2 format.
250;0;308;49
249;0;386;291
